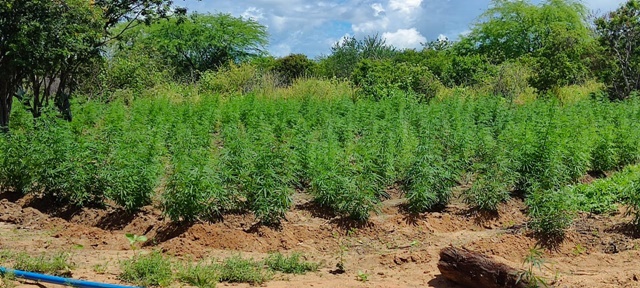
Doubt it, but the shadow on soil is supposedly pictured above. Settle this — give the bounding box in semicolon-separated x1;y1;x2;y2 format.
427;274;465;288
605;223;640;238
146;222;191;247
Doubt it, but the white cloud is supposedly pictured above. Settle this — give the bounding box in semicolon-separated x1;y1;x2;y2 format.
383;28;426;49
389;0;423;14
241;7;264;21
372;3;386;17
182;0;629;57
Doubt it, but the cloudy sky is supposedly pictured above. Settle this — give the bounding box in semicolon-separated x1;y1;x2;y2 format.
181;0;626;58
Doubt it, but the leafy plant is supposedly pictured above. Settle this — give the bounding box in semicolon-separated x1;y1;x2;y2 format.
356;271;370;282
125;233;148;252
516;247;552;288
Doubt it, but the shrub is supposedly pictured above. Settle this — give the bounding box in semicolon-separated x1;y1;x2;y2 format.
405;153;458;212
163;157;228;222
0;132;33;194
271;54;316;85
351;59;442;102
199;63;262;95
527;189;577;237
482;61;536;103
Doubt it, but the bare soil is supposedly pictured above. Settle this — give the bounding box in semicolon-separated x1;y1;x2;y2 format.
1;191;640;288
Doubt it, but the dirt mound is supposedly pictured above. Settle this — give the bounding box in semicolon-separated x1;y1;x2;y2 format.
1;195;640;287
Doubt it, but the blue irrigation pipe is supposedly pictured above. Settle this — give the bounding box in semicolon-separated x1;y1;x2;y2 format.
0;267;142;288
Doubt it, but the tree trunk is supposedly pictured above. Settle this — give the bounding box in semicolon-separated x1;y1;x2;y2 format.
437;247;529;288
0;93;11;133
0;75;17;133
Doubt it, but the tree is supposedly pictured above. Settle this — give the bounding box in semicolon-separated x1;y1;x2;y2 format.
0;0;187;131
595;0;640;99
0;0;104;130
318;34;397;79
271;54;316;85
457;0;595;91
115;13;268;80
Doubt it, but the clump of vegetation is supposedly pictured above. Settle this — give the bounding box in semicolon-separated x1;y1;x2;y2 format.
119;251;174;287
264;252;320;275
14;252;73;277
217;255;272;285
175;261;219;288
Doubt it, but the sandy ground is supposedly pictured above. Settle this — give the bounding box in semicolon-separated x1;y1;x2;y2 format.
1;190;640;288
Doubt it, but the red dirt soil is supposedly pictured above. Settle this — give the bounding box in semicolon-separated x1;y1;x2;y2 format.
1;191;640;288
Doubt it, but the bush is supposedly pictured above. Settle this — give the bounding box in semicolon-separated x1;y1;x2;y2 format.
0;132;33;194
163;156;228;222
199;63;263;95
271;54;316;85
527;189;577;237
482;61;536;103
351;59;442;102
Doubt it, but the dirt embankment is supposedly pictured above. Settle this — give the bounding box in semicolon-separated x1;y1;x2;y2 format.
1;192;640;288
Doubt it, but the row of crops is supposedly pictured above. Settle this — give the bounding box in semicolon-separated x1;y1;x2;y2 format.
1;91;640;236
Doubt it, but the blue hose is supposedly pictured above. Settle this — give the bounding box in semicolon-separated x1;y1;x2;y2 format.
0;267;142;288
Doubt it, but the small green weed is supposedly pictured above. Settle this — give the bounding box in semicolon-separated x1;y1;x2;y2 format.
572;244;586;256
0;271;16;288
516;248;552;288
356;271;369;282
92;262;109;274
125;233;148;252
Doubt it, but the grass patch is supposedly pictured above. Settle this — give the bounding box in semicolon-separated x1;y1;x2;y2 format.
3;251;74;277
217;255;272;285
175;261;218;288
264;252;320;275
119;251;173;287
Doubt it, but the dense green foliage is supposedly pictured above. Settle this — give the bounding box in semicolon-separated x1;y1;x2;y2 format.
2;87;640;237
4;0;640;242
595;0;640;99
115;13;268;80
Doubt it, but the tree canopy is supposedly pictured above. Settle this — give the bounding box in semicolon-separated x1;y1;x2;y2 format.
595;0;640;99
115;13;269;80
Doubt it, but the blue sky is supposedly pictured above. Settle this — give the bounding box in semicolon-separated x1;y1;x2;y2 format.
181;0;626;58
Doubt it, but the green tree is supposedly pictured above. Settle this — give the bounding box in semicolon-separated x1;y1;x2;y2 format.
116;13;268;80
271;54;316;85
0;0;186;131
0;0;103;130
318;34;397;79
595;0;640;99
457;0;595;91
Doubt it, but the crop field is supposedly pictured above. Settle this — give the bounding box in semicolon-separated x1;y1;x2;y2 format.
3;90;640;232
2;88;640;287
